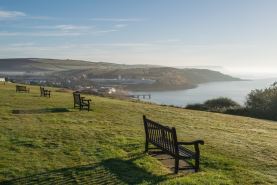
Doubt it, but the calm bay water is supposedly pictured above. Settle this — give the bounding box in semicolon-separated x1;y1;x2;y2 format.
132;78;277;107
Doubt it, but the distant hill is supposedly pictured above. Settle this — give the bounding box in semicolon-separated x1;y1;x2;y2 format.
0;58;240;91
0;58;158;72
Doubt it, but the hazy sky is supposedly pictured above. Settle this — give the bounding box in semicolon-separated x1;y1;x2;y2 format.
0;0;277;76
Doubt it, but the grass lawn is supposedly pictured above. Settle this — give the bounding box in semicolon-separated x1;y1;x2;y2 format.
0;83;276;185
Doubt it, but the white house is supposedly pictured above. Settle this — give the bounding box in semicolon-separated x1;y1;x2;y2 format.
99;87;116;94
0;77;5;82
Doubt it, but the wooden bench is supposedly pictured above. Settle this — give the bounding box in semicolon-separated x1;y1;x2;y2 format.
40;86;51;98
16;85;30;93
143;115;204;173
73;92;91;111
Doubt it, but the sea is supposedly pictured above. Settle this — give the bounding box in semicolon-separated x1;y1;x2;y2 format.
131;78;277;107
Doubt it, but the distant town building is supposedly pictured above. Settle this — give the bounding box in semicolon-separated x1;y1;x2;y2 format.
0;77;6;82
98;87;116;94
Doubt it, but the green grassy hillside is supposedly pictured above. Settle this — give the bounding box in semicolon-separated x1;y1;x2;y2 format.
0;83;276;184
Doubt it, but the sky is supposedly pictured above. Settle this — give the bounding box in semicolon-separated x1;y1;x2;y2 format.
0;0;277;77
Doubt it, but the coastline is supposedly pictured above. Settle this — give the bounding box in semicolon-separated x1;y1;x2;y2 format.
128;78;276;107
127;79;243;92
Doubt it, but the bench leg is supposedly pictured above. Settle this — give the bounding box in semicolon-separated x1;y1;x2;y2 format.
194;144;200;172
195;156;200;172
144;140;149;153
175;158;179;174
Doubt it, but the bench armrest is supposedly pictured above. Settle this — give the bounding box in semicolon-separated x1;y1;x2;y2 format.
81;97;91;102
178;140;204;145
178;140;204;156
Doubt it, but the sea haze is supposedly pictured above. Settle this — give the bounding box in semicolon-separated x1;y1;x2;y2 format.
132;78;277;107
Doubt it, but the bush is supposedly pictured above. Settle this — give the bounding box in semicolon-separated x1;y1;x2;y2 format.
224;107;249;116
186;82;277;121
186;103;208;111
204;97;240;111
245;82;277;120
186;97;241;112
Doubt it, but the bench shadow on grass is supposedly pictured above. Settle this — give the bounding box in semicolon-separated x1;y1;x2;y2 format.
12;108;70;114
1;157;166;185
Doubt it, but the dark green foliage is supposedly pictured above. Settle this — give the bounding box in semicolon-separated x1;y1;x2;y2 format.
186;97;241;112
186;103;208;111
223;107;248;116
245;82;277;120
204;97;241;112
187;83;277;121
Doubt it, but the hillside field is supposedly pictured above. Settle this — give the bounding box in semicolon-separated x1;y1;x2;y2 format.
0;83;276;184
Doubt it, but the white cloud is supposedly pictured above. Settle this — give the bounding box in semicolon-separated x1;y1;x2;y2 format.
0;10;57;21
0;28;118;37
90;18;143;22
154;39;181;43
0;10;26;20
114;24;127;28
27;16;57;20
0;31;82;37
34;24;92;31
55;24;90;31
94;29;118;34
9;42;36;47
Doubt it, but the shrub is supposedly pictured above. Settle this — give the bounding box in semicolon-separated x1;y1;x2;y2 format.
203;97;241;112
186;97;240;112
245;82;277;120
186;83;277;121
224;107;249;116
186;103;208;111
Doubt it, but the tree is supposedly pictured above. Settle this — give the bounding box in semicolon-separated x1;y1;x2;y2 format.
245;82;277;120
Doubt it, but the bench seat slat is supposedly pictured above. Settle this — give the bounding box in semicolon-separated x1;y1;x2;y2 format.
178;145;195;158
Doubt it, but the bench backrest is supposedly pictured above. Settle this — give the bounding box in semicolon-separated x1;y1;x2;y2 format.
143;115;178;156
40;86;44;95
16;85;27;91
73;92;81;105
